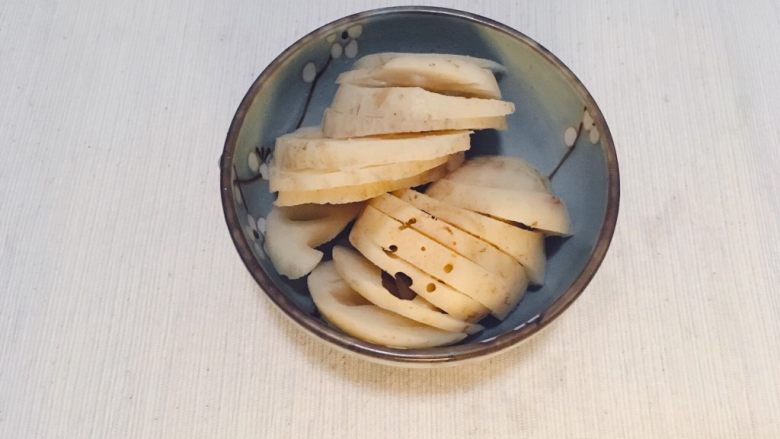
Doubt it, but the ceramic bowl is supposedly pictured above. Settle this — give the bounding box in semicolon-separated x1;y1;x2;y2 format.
220;6;619;366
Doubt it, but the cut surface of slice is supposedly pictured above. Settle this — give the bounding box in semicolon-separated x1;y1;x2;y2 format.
395;189;545;284
274;153;462;206
264;203;362;279
426;179;571;235
270;154;449;192
369;193;524;282
308;262;466;348
337;55;500;98
329;85;514;120
444;155;551;193
273;127;471;170
354;206;526;318
322;109;507;138
349;230;488;322
353;52;506;74
332;246;482;334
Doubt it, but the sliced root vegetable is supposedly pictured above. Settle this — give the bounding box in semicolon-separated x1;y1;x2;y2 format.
395;189;545;284
349;229;488;322
332;246;483;334
337;55;501;99
273;127;471;171
269;154;450;192
263;203;362;279
322;108;507;138
308;262;466;348
354;52;506;74
274;153;463;206
329;85;514;120
354;206;526;319
369;193;525;282
444;155;551;193
426;179;571;235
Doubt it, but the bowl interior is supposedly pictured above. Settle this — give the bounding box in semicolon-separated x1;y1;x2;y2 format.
222;8;617;361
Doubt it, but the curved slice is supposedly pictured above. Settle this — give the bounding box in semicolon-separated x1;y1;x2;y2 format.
263;204;362;279
445;155;551;193
329;85;514;120
332;246;483;334
353;52;506;74
354;206;526;319
337;55;500;99
322;109;506;139
308;262;466;348
349;230;488;322
273;128;471;171
369;193;524;282
426;179;571;235
269;154;449;192
396;189;545;284
274;153;462;206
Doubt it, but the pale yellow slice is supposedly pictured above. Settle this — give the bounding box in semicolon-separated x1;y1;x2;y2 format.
444;155;551;193
269;154;449;192
395;189;545;284
264;203;362;279
274;153;463;206
369;193;525;283
349;230;489;322
329;85;514;120
332;246;482;334
337;55;501;98
273;127;471;171
308;262;466;348
354;52;506;74
322;109;507;138
426;179;571;235
355;206;527;319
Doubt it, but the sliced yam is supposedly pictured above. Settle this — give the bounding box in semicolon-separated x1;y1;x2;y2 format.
332;246;483;334
445;155;551;193
349;230;488;322
264;203;362;279
329;85;514;120
337;55;501;98
369;193;524;283
355;206;525;319
269;154;450;192
308;262;466;348
353;52;506;74
274;153;462;206
395;189;545;284
273;127;471;171
322;108;507;138
426;179;571;235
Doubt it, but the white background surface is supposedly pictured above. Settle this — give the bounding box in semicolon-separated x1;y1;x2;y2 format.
1;0;779;437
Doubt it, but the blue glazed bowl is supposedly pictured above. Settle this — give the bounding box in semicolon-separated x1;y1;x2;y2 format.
220;6;619;366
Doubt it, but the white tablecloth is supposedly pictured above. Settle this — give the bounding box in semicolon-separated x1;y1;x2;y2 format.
1;0;778;437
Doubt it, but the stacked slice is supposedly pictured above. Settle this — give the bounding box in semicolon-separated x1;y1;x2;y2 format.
271;129;467;206
322;85;513;138
308;261;468;349
269;53;516;206
315;158;565;348
426;156;571;235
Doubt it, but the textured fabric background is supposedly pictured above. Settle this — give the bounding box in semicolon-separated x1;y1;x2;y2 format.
1;0;778;437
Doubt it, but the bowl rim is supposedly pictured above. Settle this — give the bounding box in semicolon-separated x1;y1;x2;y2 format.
219;6;620;365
